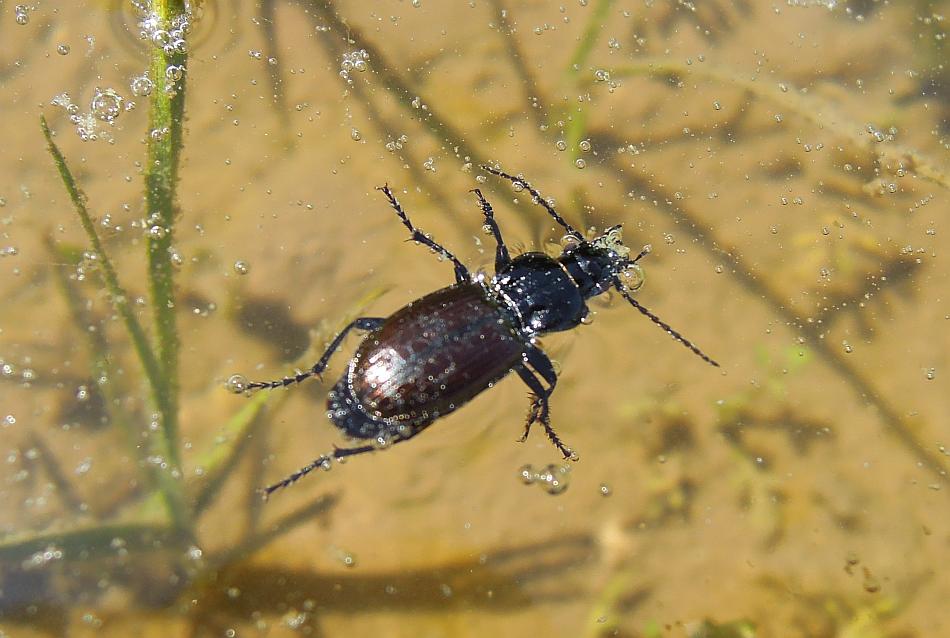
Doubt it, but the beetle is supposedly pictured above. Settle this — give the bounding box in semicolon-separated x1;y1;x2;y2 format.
234;166;719;498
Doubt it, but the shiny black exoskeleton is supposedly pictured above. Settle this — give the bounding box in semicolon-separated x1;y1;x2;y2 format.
239;166;719;497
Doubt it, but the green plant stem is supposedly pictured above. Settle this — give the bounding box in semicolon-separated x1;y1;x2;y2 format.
145;0;189;479
40;116;190;530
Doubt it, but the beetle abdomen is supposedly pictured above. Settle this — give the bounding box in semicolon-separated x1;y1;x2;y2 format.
329;282;524;438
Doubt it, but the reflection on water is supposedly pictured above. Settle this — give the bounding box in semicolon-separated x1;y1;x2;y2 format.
1;1;948;636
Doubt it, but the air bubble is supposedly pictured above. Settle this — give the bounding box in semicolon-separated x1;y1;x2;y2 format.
90;88;124;123
148;225;167;239
618;263;645;292
14;4;29;25
578;139;592;152
225;374;248;394
233;260;250;275
130;75;153;97
57;44;70;55
165;65;184;81
574;158;586;169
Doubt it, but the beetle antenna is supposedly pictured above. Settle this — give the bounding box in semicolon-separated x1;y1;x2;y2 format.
613;278;719;367
628;244;652;265
481;164;583;240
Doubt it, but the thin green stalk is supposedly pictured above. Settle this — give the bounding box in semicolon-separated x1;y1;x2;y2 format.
562;0;613;156
40;116;189;530
145;0;189;476
565;0;614;74
46;239;150;469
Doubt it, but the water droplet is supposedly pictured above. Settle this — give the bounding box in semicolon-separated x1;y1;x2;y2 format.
350;128;361;141
225;374;248;394
56;44;70;55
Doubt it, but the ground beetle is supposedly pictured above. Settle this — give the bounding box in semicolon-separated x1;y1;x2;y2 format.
233;166;719;498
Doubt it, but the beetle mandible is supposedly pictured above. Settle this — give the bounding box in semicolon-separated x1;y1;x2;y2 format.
233;166;719;498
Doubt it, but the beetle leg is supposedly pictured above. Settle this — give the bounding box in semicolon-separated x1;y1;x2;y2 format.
243;317;385;392
261;426;428;498
260;443;372;499
471;188;511;272
515;364;578;461
377;184;470;283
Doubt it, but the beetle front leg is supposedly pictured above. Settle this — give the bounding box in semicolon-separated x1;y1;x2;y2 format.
241;317;385;393
471;188;511;272
378;184;470;283
515;361;578;461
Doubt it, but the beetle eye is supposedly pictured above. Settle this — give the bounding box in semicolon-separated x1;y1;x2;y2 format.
617;263;645;293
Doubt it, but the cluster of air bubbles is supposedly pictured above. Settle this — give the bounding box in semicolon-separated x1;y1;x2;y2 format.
865;123;897;143
14;4;32;25
519;463;571;495
23;546;64;570
131;1;195;94
339;49;369;84
593;68;621;92
385;134;408;153
51;88;130;142
75;250;100;281
0;246;18;257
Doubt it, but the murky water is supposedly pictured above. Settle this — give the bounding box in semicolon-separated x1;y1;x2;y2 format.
1;1;948;636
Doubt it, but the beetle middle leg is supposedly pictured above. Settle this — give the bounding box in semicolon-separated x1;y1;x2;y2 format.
377;184;470;283
243;317;385;392
471;188;511;271
515;347;578;461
